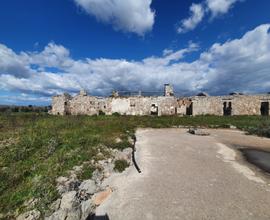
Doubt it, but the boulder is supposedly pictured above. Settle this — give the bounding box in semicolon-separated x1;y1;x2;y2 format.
115;148;133;161
80;199;94;220
188;128;210;136
17;210;41;220
56;176;68;184
57;178;80;194
79;180;96;195
230;125;237;129
60;191;79;210
66;208;81;220
45;209;67;220
49;199;61;212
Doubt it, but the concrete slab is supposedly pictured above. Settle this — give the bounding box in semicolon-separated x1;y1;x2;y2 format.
96;129;270;220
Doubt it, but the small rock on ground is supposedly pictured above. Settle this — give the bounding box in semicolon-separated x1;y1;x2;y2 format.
188;128;210;136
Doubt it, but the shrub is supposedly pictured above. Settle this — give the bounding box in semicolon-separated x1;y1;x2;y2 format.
114;159;129;172
112;112;121;116
78;165;95;180
98;110;105;115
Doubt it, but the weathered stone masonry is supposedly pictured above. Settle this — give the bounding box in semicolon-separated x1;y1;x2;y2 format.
51;84;270;116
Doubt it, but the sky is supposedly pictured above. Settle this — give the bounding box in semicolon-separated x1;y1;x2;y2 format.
0;0;270;105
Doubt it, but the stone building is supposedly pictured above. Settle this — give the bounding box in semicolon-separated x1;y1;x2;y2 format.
51;84;270;116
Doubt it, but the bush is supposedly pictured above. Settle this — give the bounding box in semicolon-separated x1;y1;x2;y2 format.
112;112;121;116
98;110;105;115
114;159;129;172
78;165;95;180
246;121;270;138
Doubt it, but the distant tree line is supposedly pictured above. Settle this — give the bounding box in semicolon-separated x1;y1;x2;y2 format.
0;105;52;113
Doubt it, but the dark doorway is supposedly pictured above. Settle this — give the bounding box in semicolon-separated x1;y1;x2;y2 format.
223;102;232;116
260;102;269;116
186;102;193;116
150;104;158;115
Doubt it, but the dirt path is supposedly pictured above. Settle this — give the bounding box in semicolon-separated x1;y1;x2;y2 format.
95;129;270;220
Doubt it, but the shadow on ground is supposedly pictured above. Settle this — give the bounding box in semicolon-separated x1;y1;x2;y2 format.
87;213;110;220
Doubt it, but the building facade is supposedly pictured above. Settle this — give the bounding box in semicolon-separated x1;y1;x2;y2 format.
51;85;270;116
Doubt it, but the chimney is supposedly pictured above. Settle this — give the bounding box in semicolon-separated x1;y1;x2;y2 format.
79;89;87;96
164;84;174;97
111;90;119;98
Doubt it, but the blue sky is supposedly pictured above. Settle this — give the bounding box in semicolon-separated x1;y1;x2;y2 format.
0;0;270;105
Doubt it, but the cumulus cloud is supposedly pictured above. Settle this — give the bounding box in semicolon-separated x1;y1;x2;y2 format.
178;0;244;33
206;0;242;17
73;0;155;36
200;24;270;93
0;44;32;78
177;3;205;33
0;24;270;104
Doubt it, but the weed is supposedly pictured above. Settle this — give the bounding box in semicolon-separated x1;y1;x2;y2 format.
114;160;129;172
112;112;120;116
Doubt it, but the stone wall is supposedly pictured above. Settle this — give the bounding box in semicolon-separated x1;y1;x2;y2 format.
191;95;270;116
106;96;178;116
230;95;270;115
69;94;99;116
50;86;270;117
51;93;72;115
192;97;223;116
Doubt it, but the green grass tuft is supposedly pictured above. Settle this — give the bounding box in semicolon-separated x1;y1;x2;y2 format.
114;159;129;172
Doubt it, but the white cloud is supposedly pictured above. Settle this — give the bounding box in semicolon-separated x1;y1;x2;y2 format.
206;0;242;17
177;3;205;33
177;0;244;33
73;0;155;36
0;44;31;78
200;24;270;93
0;24;270;104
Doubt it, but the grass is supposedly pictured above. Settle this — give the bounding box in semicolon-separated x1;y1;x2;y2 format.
114;160;130;172
0;113;269;218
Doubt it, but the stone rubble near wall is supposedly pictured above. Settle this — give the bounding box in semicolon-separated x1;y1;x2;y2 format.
23;147;133;220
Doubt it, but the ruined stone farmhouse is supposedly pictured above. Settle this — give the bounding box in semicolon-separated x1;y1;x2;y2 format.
51;84;270;116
